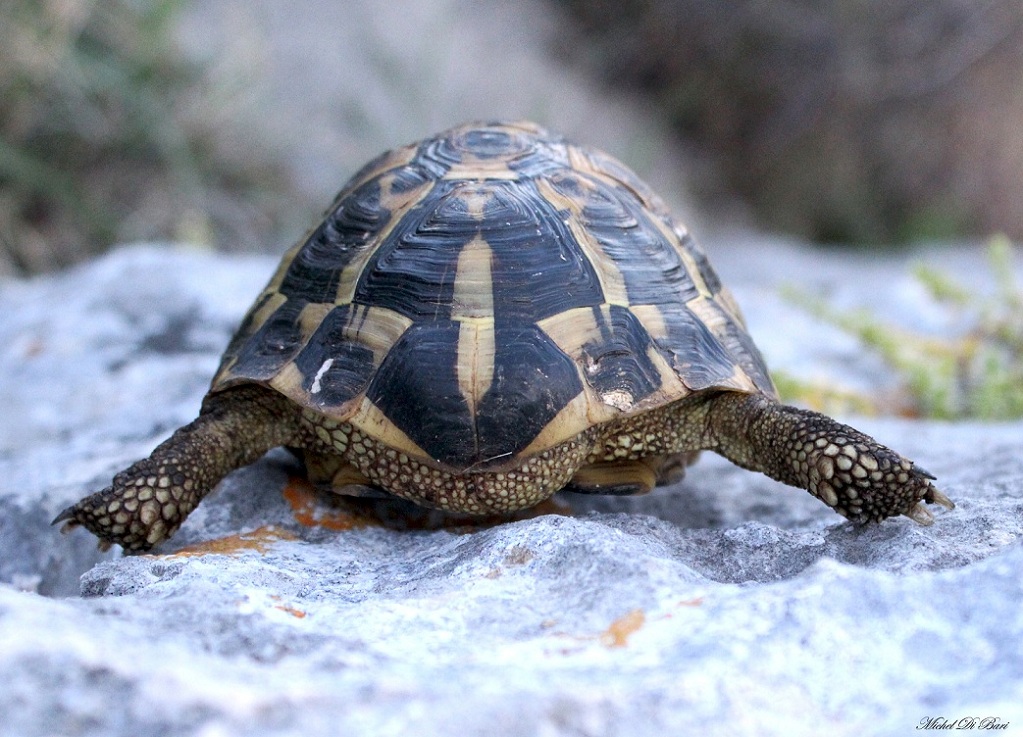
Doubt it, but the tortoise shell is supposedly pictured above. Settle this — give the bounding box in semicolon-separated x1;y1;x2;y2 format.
212;121;775;470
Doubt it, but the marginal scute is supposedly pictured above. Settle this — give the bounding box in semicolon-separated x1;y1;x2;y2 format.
475;324;583;465
336;141;420;201
291;306;377;410
222;297;308;382
685;298;775;395
683;235;724;296
278;178;395;304
211;120;777;468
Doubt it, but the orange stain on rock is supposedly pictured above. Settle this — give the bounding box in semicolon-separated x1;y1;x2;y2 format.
282;478;373;530
600;609;646;648
268;594;308;619
164;526;297;558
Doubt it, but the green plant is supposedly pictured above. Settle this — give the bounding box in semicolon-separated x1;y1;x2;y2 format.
779;236;1023;420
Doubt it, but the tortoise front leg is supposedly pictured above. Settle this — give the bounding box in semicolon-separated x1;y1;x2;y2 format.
705;392;955;524
54;387;303;552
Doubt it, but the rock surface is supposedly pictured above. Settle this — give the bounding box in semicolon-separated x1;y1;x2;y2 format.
2;242;1022;736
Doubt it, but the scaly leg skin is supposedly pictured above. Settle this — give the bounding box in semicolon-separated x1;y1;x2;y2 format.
53;387;303;552
706;392;955;524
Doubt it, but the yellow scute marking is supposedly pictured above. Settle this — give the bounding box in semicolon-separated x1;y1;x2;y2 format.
458;186;494;220
451;236;495;319
525;304;690;455
457;320;496;419
441;160;519;179
521;391;610;457
536;306;602;355
348;397;431;460
344;305;413;363
298;302;332;334
345;144;419;194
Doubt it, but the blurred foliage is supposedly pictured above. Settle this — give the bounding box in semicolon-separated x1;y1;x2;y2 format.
0;0;289;275
556;0;1023;245
779;236;1023;419
771;370;878;418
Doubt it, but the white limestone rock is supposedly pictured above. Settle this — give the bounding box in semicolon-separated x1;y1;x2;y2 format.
1;244;1021;736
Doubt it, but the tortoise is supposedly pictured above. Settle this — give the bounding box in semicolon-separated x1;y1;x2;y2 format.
55;120;954;552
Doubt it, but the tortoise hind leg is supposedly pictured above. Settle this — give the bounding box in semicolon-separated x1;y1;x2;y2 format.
563;460;658;496
704;391;955;524
53;386;304;552
650;451;700;487
300;450;392;499
563;452;699;496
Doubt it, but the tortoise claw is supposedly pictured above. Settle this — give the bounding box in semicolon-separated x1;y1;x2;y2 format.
912;464;937;480
52;505;82;532
53;503;115;551
901;466;954;525
903;502;935;526
924;486;956;510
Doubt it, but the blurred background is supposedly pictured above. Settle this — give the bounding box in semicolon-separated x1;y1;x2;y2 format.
2;0;1022;276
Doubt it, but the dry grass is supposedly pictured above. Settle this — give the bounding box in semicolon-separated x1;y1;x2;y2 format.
0;0;291;275
779;236;1023;419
